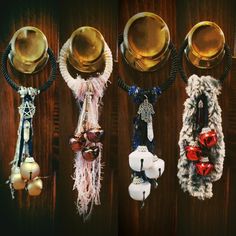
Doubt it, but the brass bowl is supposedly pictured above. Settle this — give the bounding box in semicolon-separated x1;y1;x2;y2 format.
121;12;170;72
68;26;105;73
9;26;48;74
185;21;225;68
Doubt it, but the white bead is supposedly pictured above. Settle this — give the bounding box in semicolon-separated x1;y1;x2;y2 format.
128;180;151;201
129;146;153;171
20;157;40;180
145;156;165;179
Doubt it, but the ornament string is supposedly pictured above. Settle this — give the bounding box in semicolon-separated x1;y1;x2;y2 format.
118;36;178;203
2;44;57;198
177;39;232;199
59;38;113;220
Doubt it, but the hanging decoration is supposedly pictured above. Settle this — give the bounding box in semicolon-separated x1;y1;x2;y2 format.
118;40;178;205
2;44;57;198
59;37;113;220
177;39;232;199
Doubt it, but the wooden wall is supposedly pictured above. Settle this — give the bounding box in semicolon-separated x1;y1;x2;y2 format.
0;0;235;236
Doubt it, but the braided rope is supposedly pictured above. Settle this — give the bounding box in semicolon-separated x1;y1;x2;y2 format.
2;44;57;92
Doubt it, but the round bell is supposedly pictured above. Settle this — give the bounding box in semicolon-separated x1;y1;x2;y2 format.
121;12;170;71
195;157;214;176
68;26;105;73
10;167;25;190
27;177;43;196
69;134;86;152
9;26;48;74
199;127;217;148
185;21;225;68
185;145;202;161
20;157;40;180
129;146;153;172
145;155;165;179
86;128;104;143
128;176;151;201
82;144;100;162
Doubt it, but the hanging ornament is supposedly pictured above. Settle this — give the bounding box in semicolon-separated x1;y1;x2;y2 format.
177;38;232;200
118;33;178;205
128;176;151;202
2;43;57;198
59;33;113;220
145;155;165;179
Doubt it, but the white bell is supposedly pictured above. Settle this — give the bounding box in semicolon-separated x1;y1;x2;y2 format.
27;177;43;196
10;167;25;190
145;155;165;179
128;176;151;201
129;146;153;172
20;157;40;180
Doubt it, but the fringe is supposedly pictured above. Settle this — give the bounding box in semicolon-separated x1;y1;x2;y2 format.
177;74;225;200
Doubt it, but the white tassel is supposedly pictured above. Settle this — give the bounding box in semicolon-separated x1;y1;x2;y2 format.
73;143;103;220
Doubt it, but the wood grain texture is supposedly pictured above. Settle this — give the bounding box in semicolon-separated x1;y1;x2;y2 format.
118;1;236;236
0;0;235;236
118;1;179;236
55;0;118;235
0;0;58;235
176;1;236;236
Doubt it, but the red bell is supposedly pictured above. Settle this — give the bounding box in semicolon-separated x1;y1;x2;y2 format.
199;128;217;148
82;144;100;162
195;157;214;176
185;145;202;161
69;134;86;152
86;128;104;143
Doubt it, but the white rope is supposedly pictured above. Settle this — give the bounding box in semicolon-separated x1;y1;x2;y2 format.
59;37;113;219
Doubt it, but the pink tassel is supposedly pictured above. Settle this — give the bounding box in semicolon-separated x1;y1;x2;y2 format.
73;143;103;220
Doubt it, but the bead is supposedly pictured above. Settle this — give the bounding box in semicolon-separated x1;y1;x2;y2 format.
199;127;217;148
27;177;43;196
82;144;100;162
86;128;104;143
20;157;40;180
69;134;86;152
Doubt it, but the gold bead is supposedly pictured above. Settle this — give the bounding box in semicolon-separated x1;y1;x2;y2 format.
10;167;25;190
20;157;40;180
27;177;43;196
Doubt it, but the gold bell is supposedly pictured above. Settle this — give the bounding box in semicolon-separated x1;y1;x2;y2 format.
10;167;25;190
9;26;48;74
121;12;170;72
27;177;43;196
68;26;105;73
20;157;40;180
185;21;225;68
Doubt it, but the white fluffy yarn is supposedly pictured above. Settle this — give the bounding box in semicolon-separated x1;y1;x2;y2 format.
59;38;113;219
178;74;225;200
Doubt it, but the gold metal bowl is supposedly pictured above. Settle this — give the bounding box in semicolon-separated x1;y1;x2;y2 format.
68;26;105;73
121;12;170;72
9;26;48;74
185;21;225;68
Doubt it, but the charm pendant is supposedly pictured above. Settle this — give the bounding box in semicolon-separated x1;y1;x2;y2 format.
137;98;155;141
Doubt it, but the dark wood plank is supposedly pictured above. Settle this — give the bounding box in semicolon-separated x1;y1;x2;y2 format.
0;0;58;235
118;1;179;236
176;1;236;236
55;0;118;235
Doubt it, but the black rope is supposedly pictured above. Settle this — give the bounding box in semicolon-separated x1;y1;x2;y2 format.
178;39;232;84
118;35;178;95
2;44;57;92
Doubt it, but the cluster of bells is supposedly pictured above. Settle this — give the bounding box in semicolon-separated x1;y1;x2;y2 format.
69;127;104;160
10;157;42;196
185;127;218;176
128;146;165;202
